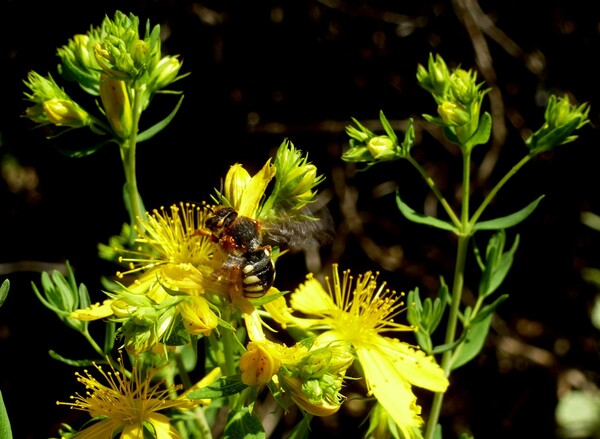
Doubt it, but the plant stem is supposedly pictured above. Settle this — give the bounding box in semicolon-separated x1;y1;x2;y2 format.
407;155;461;228
469;153;534;227
424;149;472;439
120;84;146;239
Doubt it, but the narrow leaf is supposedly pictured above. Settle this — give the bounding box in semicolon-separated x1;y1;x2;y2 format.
137;95;184;143
396;192;459;233
450;313;493;370
0;390;12;439
224;407;265;439
473;195;545;231
472;294;509;324
379;110;399;145
0;279;9;308
187;376;248;400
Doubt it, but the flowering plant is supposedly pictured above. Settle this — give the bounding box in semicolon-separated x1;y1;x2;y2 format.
0;11;591;439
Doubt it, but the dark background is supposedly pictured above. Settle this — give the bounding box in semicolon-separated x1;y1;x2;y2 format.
1;1;599;438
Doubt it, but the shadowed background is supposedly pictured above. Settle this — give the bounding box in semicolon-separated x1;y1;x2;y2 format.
1;1;599;438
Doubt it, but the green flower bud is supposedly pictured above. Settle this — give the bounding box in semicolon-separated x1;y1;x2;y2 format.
437;101;470;127
42;98;91;127
99;74;133;139
57;33;102;94
23;71;64;102
148;56;183;91
132;306;158;326
262;140;325;217
94;40;135;80
416;53;450;100
131;39;149;65
449;69;480;105
526;94;590;153
367;136;396;160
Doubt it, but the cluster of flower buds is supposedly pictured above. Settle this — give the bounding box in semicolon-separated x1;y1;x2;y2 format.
23;11;186;142
417;53;491;151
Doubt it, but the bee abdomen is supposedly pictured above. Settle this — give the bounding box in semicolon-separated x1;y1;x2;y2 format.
241;247;275;298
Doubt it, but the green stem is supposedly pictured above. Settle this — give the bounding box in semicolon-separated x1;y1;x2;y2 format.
81;329;105;357
469;153;534;227
424;149;472;439
120;85;146;238
406;155;461;228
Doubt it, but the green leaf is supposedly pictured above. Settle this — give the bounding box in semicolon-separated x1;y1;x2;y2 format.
472;195;545;231
0;279;9;308
396;191;459;233
450;312;493;370
0;391;12;439
471;294;509;324
379;110;399;146
187;375;248;400
224;407;265;439
464;112;492;150
56;139;113;158
485;237;519;297
137;95;184;143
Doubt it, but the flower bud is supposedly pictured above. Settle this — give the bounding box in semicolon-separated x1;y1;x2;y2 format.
280;375;342;417
149;56;183;91
99;74;133;139
240;341;282;386
526;94;590;153
449;69;479;105
416;53;450;99
437;101;470;127
367;136;396;160
179;297;219;336
42;98;91;127
131;39;149;65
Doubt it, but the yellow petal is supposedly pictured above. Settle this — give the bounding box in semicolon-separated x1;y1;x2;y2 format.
224;164;251;211
357;346;423;439
179;297;219;336
290;276;336;316
72;418;121;439
145;412;183;439
377;336;449;392
237;159;276;218
243;309;267;342
262;289;294;327
70;299;114;321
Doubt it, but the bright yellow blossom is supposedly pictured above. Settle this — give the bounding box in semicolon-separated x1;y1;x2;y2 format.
223;160;276;218
282;264;449;439
57;354;209;438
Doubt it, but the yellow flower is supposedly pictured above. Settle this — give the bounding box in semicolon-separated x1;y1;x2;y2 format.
117;203;219;295
239;340;283;386
58;354;202;438
285;264;449;439
71;203;222;352
223;160;276;218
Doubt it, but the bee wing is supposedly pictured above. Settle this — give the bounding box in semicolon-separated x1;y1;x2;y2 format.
262;205;335;253
198;253;245;296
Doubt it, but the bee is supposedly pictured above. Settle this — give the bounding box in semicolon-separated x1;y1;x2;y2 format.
203;204;334;299
204;206;275;298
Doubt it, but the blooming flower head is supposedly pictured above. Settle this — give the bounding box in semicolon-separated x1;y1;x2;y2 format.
57;353;205;438
71;202;222;352
280;264;449;439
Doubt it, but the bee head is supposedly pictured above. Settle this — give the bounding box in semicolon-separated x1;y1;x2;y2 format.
206;206;238;235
